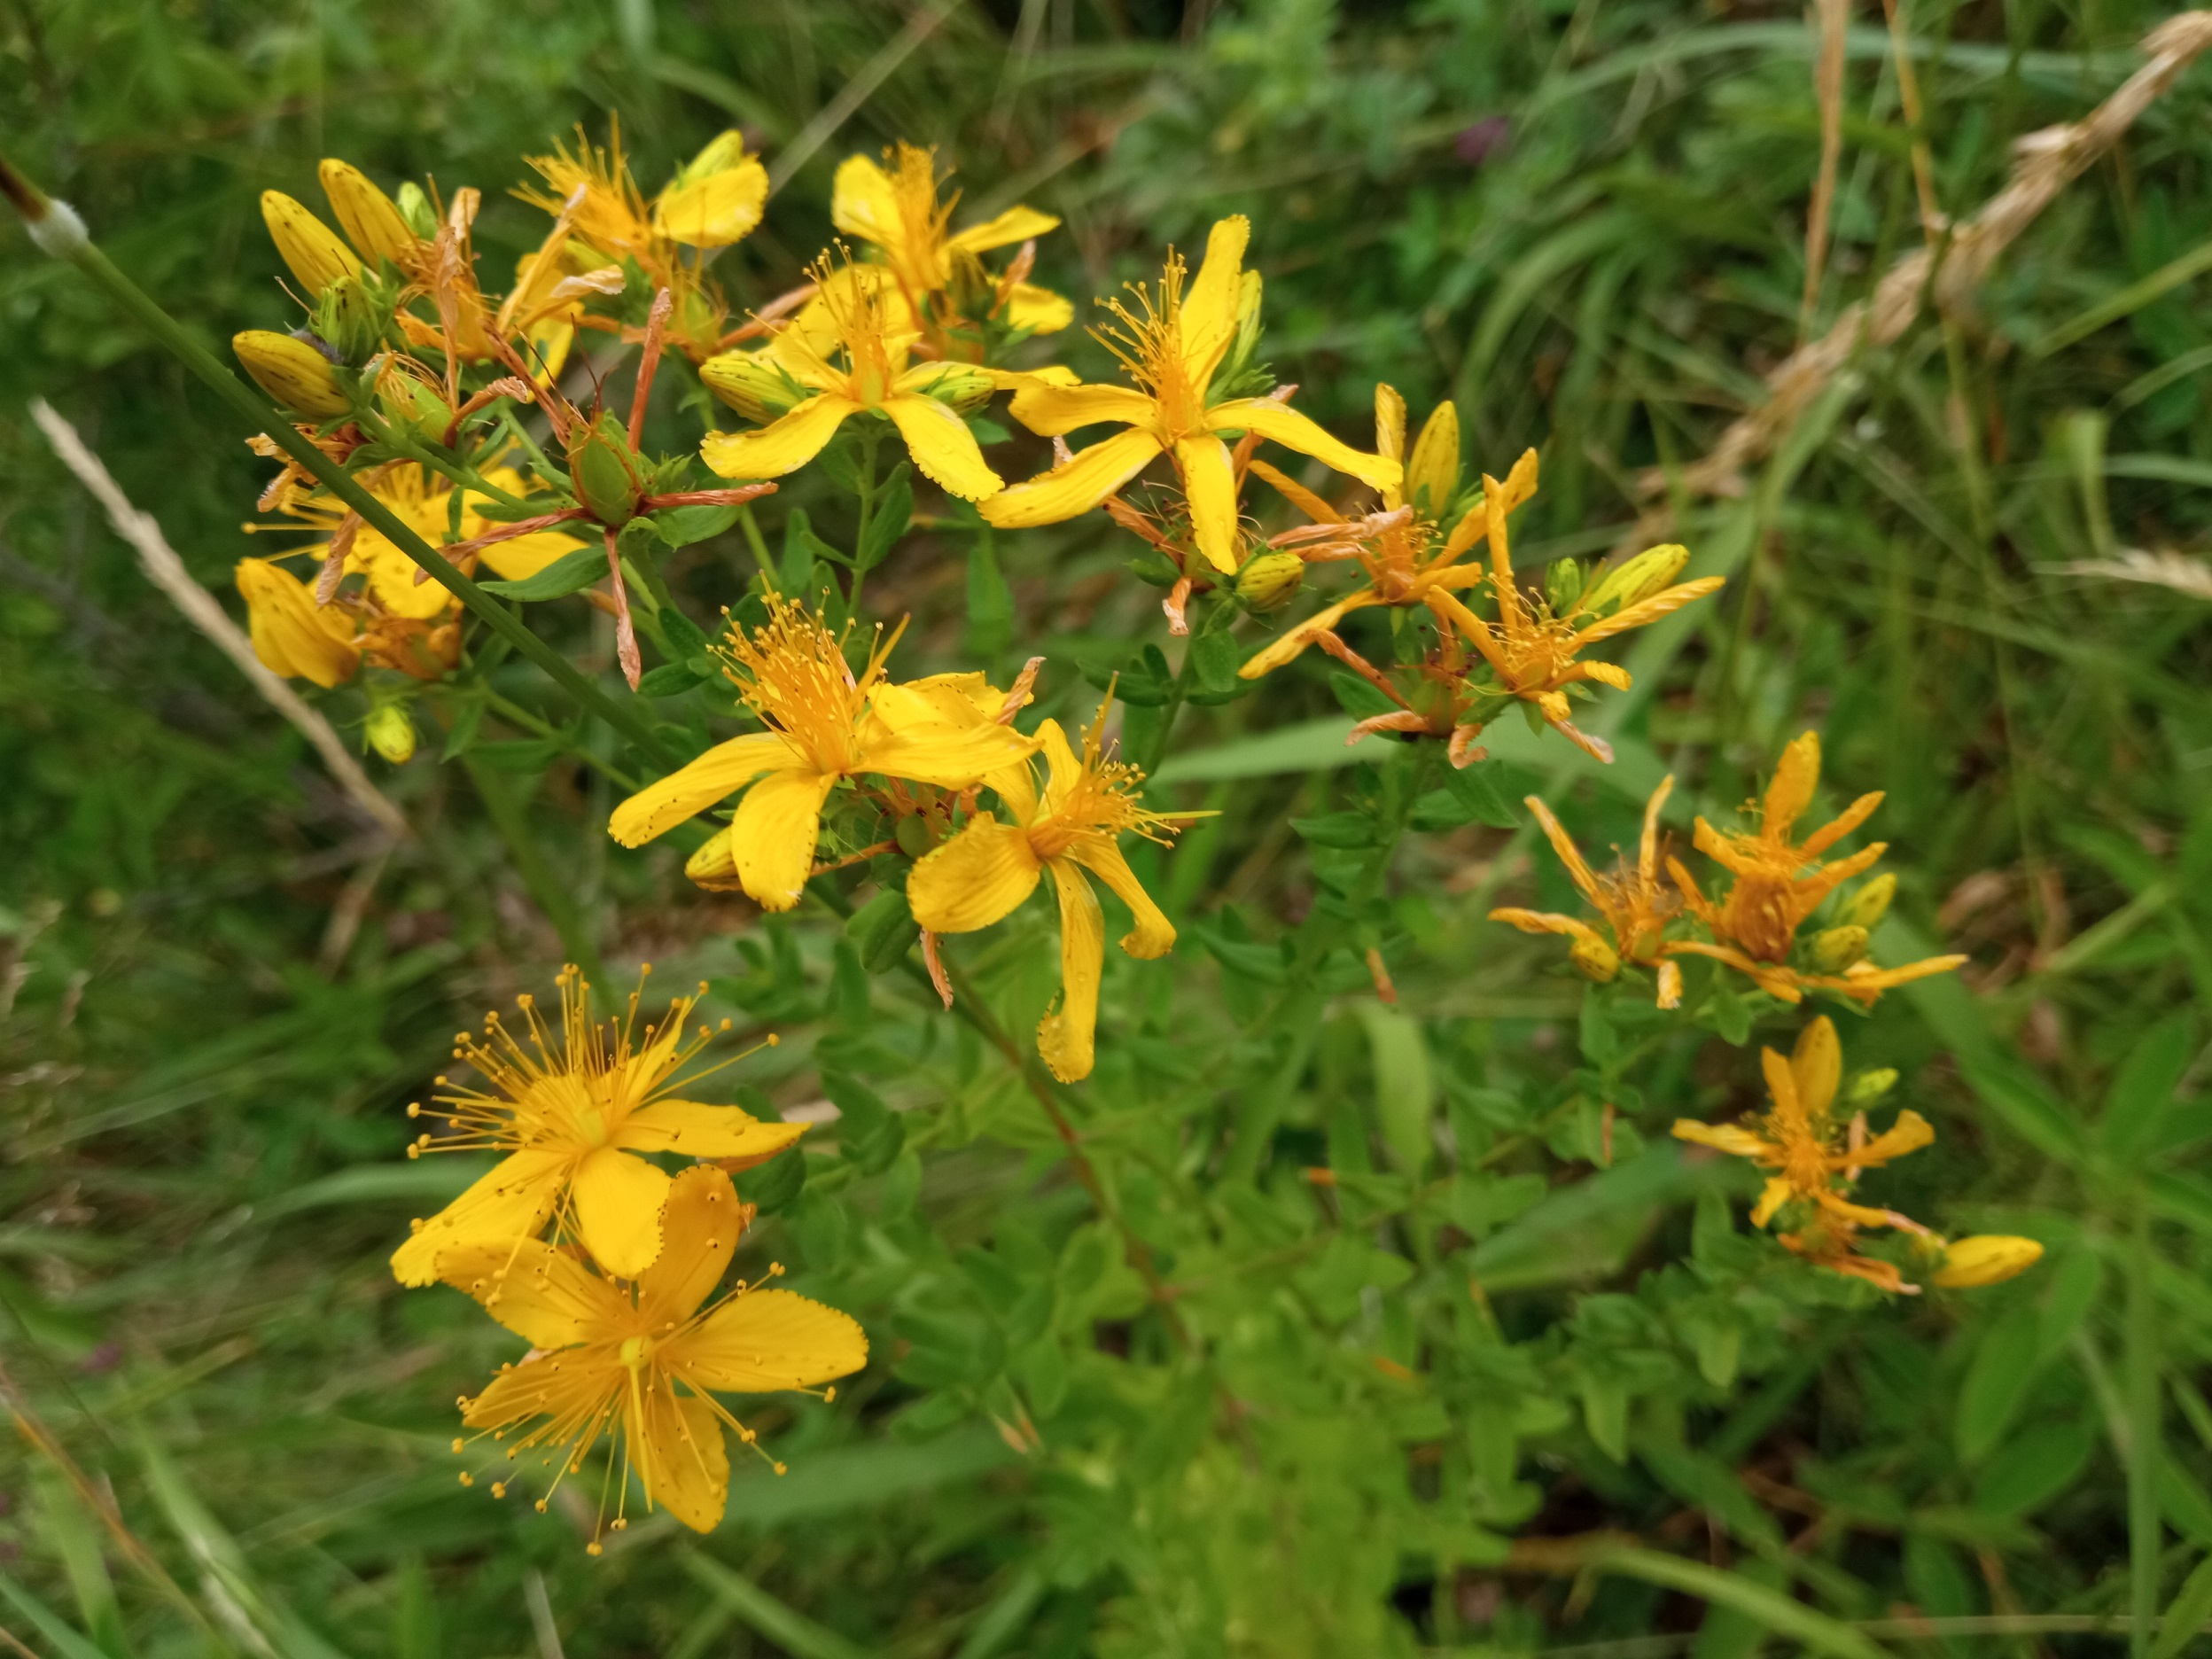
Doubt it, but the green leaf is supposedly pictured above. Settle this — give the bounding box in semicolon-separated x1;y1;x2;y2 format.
1290;812;1376;849
1593;1547;1894;1659
859;464;913;571
682;1553;871;1659
823;1071;903;1174
31;1468;132;1658
1441;759;1520;828
0;1569;116;1659
1189;628;1246;700
2152;1551;2212;1659
1971;1419;2095;1515
479;544;604;600
1955;1053;2085;1162
440;694;487;762
653;502;739;546
965;528;1013;660
637;661;706;697
1329;669;1400;720
1359;1001;1436;1173
1956;1308;2042;1465
1579;995;1619;1067
2103;1013;2197;1162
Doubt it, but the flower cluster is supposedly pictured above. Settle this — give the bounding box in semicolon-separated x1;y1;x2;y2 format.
393;968;864;1540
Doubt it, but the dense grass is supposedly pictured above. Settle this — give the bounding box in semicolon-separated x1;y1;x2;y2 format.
3;1;2210;1655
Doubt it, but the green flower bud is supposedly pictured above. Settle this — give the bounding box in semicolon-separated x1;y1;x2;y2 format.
233;330;350;419
364;703;417;764
1583;543;1691;617
1842;872;1897;930
893;814;938;860
393;181;439;241
1406;401;1460;521
1809;924;1870;973
1546;557;1585;614
567;412;645;527
1842;1068;1899;1108
911;364;994;414
700;350;807;424
1235;549;1305;613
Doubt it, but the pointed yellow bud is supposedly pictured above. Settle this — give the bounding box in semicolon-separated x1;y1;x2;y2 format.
683;827;748;892
1235;549;1305;612
261;191;362;294
1406;401;1461;520
365;703;417;764
1808;923;1870;973
232;330;351;418
1842;872;1897;930
1584;543;1691;616
1932;1235;2045;1288
318;159;419;266
1375;383;1408;463
235;558;359;687
1569;933;1621;983
699;350;806;424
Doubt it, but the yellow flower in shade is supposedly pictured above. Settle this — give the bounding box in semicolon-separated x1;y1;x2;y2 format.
1490;776;1686;1008
391;969;803;1287
700;253;1037;501
268;463;589;620
1932;1235;2045;1288
442;1164;866;1540
1672;1017;1937;1291
1430;451;1724;763
982;217;1399;572
1665;732;1967;1006
831;141;1071;337
235;557;361;688
608;598;1037;911
908;706;1180;1083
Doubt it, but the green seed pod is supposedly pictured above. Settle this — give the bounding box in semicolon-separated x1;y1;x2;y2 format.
233;330;350;418
1235;549;1305;613
364;703;417;764
1809;923;1870;973
1842;1067;1899;1108
1546;557;1585;614
568;412;645;527
893;814;938;860
1841;872;1897;930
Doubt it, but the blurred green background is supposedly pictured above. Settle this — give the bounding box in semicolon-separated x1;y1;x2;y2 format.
4;0;2212;1655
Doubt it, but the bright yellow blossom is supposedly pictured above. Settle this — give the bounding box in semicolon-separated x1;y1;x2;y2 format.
908;705;1181;1083
392;969;801;1286
983;217;1399;572
831;141;1071;340
443;1165;866;1538
609;598;1037;911
1666;732;1967;1004
1491;776;1686;1007
1672;1017;1936;1291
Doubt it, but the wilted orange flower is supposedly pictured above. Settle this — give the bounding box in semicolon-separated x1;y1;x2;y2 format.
1491;775;1685;1007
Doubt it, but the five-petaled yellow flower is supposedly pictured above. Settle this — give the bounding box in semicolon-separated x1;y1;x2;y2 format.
832;141;1071;339
391;969;801;1286
1491;776;1686;1007
700;253;1041;501
609;598;1036;911
1666;731;1966;1004
443;1165;866;1539
908;705;1180;1083
984;216;1399;572
1672;1017;1936;1291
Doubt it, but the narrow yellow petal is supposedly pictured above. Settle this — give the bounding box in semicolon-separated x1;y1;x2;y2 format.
388;1148;568;1288
235;558;359;688
435;1234;611;1346
980;428;1164;529
479;527;591;581
907;815;1045;933
879;393;1004;501
1067;840;1174;960
700;395;861;480
1238;593;1375;679
1210;398;1400;491
1036;863;1107;1083
1764;732;1824;841
728;767;841;912
1179;215;1250;381
1174;433;1241;573
1791;1017;1842;1123
571;1146;672;1278
652;144;767;247
947;205;1060;253
634;1389;729;1533
1670;1120;1774;1160
1006;381;1155;437
609;733;802;847
829;152;900;245
1932;1235;2045;1288
1001;282;1074;334
633;1165;748;1327
618;1099;804;1164
673;1288;869;1391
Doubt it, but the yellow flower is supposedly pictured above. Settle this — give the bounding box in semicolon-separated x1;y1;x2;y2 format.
391;969;802;1286
831;141;1071;337
982;217;1399;572
1666;732;1967;1005
608;598;1037;911
700;253;1041;501
269;463;589;619
235;557;360;687
442;1164;866;1539
907;705;1180;1083
1430;451;1723;762
1490;776;1685;1007
1932;1235;2045;1288
1672;1017;1936;1289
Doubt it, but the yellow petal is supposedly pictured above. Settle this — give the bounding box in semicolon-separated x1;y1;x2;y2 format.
1006;381;1155;438
1210;398;1400;491
1932;1235;2045;1289
830;152;900;245
908;815;1044;934
871;672;1005;731
701;395;862;480
652;148;767;248
1749;1176;1795;1228
671;1288;870;1392
980;428;1164;529
728;767;841;912
609;733;804;848
571;1147;673;1278
1175;433;1241;573
1524;796;1602;906
635;1165;747;1328
1406;401;1461;518
317;159;417;266
1854;1108;1936;1166
479;527;591;581
1670;1120;1774;1160
1375;383;1407;467
1238;593;1377;679
1488;907;1604;945
948;204;1060;253
1036;862;1106;1083
1791;1017;1842;1123
631;1385;728;1533
1001;282;1074;334
1764;732;1824;841
617;1099;806;1163
878;393;1004;501
461;1347;619;1440
1760;1046;1802;1125
1179;215;1250;384
261;190;362;293
862;720;1038;792
436;1235;612;1349
235;558;359;688
388;1148;569;1288
1067;840;1174;960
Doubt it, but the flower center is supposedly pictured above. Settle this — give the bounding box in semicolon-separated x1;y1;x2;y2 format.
618;1335;652;1370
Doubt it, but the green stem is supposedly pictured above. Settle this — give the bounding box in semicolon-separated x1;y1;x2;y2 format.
1136;638;1198;777
52;230;680;769
2129;1188;2162;1659
846;424;883;616
481;690;641;791
736;502;778;583
463;752;610;987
